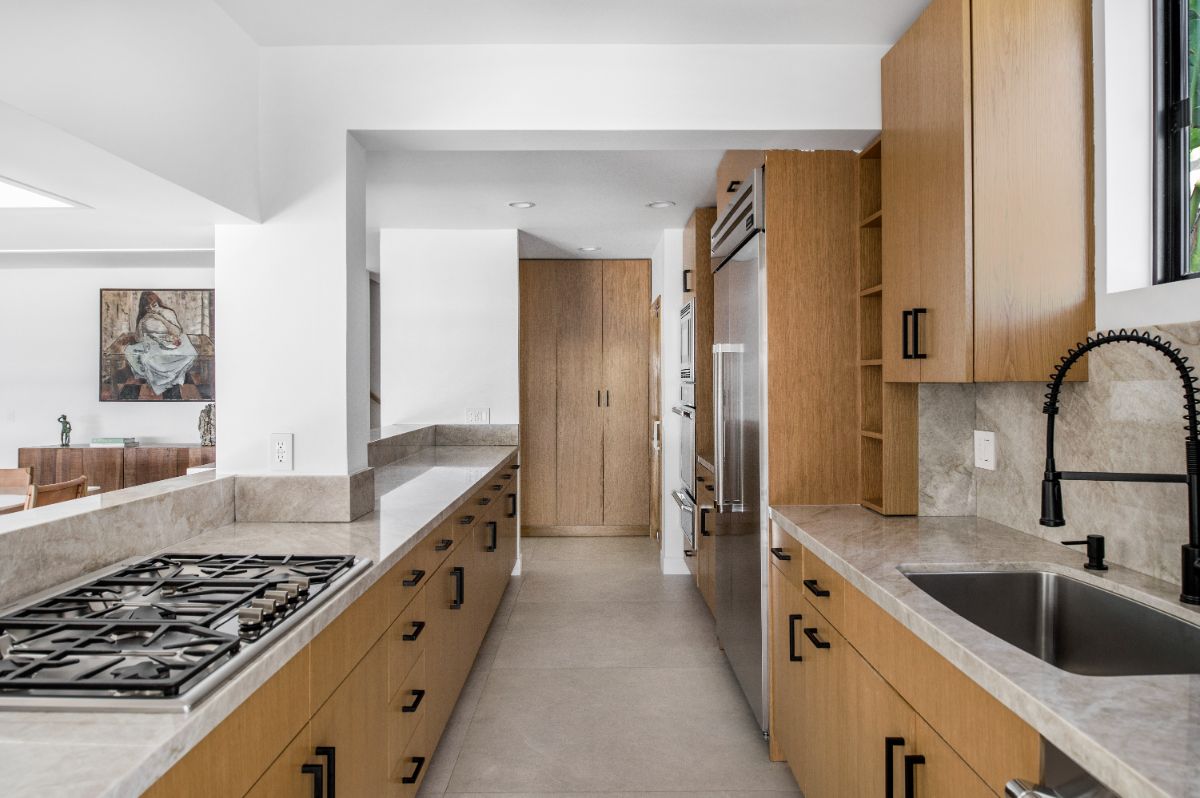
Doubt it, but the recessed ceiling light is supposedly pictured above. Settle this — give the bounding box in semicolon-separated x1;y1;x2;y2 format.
578;246;602;253
646;200;677;209
0;175;83;209
507;201;536;209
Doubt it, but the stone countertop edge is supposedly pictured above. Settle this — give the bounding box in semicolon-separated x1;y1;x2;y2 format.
769;504;1200;798
43;445;516;798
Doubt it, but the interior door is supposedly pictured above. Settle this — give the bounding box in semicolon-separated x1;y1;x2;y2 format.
518;260;561;527
649;296;662;543
602;259;650;527
555;261;605;525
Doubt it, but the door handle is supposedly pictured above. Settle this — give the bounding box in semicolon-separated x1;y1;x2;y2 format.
803;627;831;649
400;689;426;713
486;521;498;552
402;620;426;641
904;754;926;798
886;737;906;798
912;308;927;359
301;763;324;798
314;746;335;798
902;309;913;359
597;389;601;407
400;756;426;785
699;506;712;536
507;492;517;518
769;547;791;561
450;566;465;609
803;579;830;597
787;613;803;662
712;346;724;509
606;389;610;406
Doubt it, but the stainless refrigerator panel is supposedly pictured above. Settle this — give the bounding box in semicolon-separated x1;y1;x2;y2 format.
712;230;766;731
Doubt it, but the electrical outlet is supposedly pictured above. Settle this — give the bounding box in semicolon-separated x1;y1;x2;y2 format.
465;408;490;424
270;433;294;471
974;430;996;471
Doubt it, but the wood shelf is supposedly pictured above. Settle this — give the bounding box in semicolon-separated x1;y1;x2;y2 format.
859;284;883;297
859;210;883;228
861;430;883;440
859;359;883;367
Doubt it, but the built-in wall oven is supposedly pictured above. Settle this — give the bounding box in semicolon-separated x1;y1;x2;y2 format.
680;300;696;407
675;299;699;565
672;403;696;492
672;488;696;555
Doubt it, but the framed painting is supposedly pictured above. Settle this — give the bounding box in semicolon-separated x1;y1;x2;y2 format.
99;289;215;402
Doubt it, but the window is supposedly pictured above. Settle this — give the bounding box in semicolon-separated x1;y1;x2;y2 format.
1156;0;1200;282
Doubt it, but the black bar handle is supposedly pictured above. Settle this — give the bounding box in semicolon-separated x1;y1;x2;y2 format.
507;493;517;518
450;566;465;609
912;308;928;359
904;754;925;797
902;309;913;359
787;613;803;662
401;688;426;713
400;756;426;785
486;521;498;552
770;547;792;561
435;538;453;552
315;746;335;798
804;627;831;649
500;473;512;480
402;569;425;587
402;620;426;641
803;579;831;597
684;549;696;557
490;484;502;491
597;390;601;407
699;507;712;536
683;268;694;292
478;497;491;506
458;515;476;525
885;737;906;798
606;390;610;407
301;763;324;798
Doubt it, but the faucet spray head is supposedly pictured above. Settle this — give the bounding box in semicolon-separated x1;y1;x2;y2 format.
1040;473;1065;527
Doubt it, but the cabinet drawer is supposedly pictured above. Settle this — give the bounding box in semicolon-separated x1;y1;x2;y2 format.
389;651;427;756
389;586;427;699
392;718;430;798
387;548;430;617
418;520;465;571
243;725;313;798
769;521;803;586
310;576;390;712
800;548;845;629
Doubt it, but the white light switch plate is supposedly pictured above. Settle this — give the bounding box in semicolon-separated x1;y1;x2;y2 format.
974;430;996;470
466;408;490;424
270;432;294;471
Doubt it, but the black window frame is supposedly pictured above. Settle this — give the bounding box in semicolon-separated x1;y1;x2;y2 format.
1154;0;1200;283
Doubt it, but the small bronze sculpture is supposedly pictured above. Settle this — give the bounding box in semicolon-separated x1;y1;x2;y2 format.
198;403;215;447
58;414;72;447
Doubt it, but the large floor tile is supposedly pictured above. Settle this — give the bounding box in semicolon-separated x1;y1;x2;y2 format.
445;666;796;795
520;536;660;566
443;793;801;797
493;598;721;670
515;562;697;604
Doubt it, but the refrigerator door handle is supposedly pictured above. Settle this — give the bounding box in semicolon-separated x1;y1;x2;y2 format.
713;345;725;511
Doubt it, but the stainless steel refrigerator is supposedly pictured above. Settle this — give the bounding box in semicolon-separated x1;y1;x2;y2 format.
710;167;768;731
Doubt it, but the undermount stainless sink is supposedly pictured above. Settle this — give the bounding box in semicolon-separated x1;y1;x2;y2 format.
902;569;1200;677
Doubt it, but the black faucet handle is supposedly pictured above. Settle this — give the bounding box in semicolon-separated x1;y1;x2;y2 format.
1063;534;1108;571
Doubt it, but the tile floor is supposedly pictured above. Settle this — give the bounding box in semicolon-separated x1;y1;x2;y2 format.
417;536;800;797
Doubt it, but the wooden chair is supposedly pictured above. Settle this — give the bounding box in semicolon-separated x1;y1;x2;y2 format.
0;467;32;491
24;476;88;510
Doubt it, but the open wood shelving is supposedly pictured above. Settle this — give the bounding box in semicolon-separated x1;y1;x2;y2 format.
855;136;918;516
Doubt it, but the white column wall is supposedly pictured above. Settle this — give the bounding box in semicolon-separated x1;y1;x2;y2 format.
654;230;689;575
378;229;519;426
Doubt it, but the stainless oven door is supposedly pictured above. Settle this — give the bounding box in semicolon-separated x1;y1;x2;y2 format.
672;404;696;495
672;488;696;555
680;300;695;383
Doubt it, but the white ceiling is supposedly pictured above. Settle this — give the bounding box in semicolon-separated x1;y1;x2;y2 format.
367;149;729;260
215;0;929;46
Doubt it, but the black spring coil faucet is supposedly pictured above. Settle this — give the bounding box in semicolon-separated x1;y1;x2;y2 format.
1039;329;1200;605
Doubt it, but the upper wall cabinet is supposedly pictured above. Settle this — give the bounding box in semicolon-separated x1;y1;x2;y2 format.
881;0;1093;383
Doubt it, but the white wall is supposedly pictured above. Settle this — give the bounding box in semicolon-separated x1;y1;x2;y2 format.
378;229;519;425
0;254;214;469
654;229;689;575
0;1;260;220
1094;0;1200;328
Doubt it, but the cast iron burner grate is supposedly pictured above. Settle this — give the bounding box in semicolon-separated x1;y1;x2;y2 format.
8;579;269;627
109;553;356;585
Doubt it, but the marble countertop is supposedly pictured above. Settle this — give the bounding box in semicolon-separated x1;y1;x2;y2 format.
0;444;516;798
770;505;1200;798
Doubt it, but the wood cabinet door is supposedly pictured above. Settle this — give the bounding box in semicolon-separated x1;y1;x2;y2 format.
851;650;917;798
601;259;650;526
768;567;805;778
243;725;315;798
909;716;995;798
555;260;605;525
311;642;389;798
797;598;856;798
971;0;1093;382
518;261;561;527
18;447;124;493
426;550;466;746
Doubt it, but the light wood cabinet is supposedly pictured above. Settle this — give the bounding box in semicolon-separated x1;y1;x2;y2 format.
686;208;718;468
519;259;651;534
694;460;716;615
18;444;215;494
881;0;1093;383
311;642;390;798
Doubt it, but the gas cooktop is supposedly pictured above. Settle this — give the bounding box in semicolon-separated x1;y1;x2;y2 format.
0;553;369;712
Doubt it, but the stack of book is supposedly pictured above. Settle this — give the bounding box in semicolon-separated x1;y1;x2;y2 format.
91;437;140;448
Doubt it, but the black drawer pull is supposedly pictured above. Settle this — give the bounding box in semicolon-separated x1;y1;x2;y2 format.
314;746;335;798
434;538;453;551
885;737;906;798
902;309;913;359
402;569;425;587
401;688;426;713
451;566;465;609
500;473;512;480
458;515;476;525
511;463;520;470
904;754;925;798
400;756;426;785
486;520;498;552
402;620;426;641
507;493;517;518
699;507;711;536
770;547;791;561
787;613;803;662
301;763;323;798
803;627;831;649
684;549;696;557
489;484;502;491
478;497;491;506
911;308;927;360
803;579;830;597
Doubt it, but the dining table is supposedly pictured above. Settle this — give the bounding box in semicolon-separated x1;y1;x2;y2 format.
0;485;102;515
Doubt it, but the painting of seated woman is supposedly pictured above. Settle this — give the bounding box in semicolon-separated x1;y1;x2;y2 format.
100;289;215;401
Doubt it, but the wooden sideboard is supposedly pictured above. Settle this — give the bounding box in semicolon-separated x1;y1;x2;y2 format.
17;445;215;493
